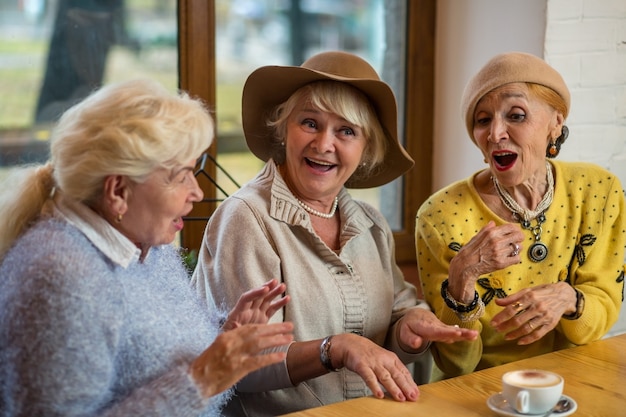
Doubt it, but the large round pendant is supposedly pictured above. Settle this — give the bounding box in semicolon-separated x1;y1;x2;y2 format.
529;242;548;262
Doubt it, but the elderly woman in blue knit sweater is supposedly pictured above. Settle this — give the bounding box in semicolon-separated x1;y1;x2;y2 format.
0;79;293;417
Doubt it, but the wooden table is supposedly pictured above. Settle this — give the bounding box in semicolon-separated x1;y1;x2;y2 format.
280;333;626;416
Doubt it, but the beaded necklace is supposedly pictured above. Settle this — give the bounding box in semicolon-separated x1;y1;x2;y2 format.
296;196;339;219
492;161;554;262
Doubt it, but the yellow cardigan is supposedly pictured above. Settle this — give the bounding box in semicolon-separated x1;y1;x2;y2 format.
416;160;626;381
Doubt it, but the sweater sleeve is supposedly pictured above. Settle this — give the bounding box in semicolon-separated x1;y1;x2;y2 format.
1;245;210;417
558;173;626;344
415;204;484;377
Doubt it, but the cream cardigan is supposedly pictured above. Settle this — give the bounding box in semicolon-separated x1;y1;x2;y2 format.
192;160;428;417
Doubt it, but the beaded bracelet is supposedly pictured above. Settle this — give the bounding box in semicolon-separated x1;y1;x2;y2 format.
440;279;479;313
456;297;485;322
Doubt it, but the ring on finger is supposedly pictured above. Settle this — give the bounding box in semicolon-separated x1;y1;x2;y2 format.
509;243;520;257
528;319;535;330
513;302;525;314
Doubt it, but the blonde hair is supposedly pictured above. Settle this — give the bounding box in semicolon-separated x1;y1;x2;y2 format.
267;81;387;182
0;78;213;259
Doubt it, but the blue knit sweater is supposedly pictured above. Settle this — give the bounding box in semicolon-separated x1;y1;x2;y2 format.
0;205;229;416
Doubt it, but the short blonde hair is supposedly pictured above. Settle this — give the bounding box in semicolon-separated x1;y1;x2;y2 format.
267;81;387;182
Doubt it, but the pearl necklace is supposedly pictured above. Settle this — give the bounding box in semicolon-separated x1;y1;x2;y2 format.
492;161;554;262
492;162;554;222
296;196;338;219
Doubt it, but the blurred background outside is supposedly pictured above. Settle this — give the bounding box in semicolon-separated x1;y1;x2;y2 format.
0;0;403;224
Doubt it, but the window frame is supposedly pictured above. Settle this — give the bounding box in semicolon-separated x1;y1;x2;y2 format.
178;0;435;265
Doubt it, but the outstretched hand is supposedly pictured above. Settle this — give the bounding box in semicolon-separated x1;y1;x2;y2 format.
222;279;290;331
397;308;479;351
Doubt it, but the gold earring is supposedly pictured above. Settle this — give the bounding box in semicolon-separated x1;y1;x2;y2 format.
116;213;123;223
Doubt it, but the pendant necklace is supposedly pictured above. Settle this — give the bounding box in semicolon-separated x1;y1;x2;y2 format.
492;161;554;262
296;196;339;219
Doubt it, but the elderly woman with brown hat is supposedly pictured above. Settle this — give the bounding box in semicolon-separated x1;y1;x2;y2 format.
191;51;477;416
416;52;626;381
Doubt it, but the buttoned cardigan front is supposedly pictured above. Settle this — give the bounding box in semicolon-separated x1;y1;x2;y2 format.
192;160;427;417
416;160;626;381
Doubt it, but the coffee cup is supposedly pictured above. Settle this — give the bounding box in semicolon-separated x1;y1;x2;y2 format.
501;369;564;414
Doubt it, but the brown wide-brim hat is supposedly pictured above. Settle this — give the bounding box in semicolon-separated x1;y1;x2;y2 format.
461;51;571;143
242;50;414;189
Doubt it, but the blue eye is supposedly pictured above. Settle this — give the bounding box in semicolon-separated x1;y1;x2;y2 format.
341;127;355;136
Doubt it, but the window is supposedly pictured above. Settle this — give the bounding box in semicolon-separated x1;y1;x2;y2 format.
0;0;178;165
181;0;435;264
0;0;434;265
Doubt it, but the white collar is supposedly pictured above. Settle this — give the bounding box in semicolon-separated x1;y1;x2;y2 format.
45;192;143;268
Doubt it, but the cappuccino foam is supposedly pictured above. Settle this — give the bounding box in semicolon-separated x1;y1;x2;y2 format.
503;370;561;388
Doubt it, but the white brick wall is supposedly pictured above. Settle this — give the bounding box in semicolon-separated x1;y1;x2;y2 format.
545;0;626;336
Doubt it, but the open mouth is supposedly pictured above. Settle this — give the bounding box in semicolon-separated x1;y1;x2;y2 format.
492;152;517;170
305;157;336;172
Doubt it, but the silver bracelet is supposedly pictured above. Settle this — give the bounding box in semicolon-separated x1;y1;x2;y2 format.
320;336;339;372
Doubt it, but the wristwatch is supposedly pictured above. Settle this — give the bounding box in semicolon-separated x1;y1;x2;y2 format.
320;336;340;372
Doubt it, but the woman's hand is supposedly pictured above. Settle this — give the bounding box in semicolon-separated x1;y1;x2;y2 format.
490;282;578;345
331;333;419;402
222;279;290;331
190;322;294;398
397;308;479;351
448;221;525;302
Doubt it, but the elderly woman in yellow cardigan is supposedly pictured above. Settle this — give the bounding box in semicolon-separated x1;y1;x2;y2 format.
416;52;626;381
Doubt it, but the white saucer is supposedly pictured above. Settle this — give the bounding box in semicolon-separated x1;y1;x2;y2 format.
486;392;577;417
